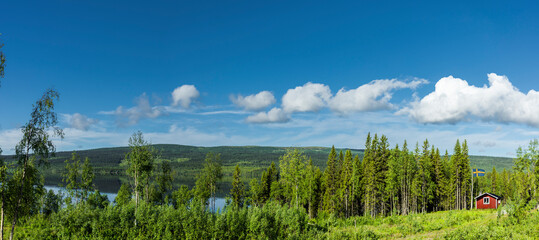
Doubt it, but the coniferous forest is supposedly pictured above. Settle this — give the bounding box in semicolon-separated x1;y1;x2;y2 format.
0;88;538;239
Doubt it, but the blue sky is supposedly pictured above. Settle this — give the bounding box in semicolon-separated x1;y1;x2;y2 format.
1;0;539;157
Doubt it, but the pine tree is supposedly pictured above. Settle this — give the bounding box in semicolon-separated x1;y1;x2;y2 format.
363;134;377;216
441;150;452;210
461;140;471;209
385;145;400;215
450;140;462;210
230;164;245;208
375;135;390;216
410;143;421;213
432;148;447;211
340;150;354;217
417;139;434;213
491;166;498;194
351;154;362;216
399;141;414;215
304;157;322;218
323;146;339;212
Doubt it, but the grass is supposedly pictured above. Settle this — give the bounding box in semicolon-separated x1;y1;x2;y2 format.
324;209;539;239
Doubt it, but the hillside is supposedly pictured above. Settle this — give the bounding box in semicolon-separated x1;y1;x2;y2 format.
4;144;514;173
3;144;514;193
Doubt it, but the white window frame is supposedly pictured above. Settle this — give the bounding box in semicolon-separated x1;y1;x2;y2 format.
483;197;490;205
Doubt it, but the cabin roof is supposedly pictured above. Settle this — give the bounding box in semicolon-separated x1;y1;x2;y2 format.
474;192;502;200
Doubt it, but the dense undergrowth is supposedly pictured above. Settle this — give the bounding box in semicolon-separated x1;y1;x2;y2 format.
11;201;539;240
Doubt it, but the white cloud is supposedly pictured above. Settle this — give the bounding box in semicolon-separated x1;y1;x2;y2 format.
114;93;165;126
246;107;289;123
329;78;428;114
65;113;99;131
399;73;539;127
172;85;199;108
282;82;332;113
231;91;276;111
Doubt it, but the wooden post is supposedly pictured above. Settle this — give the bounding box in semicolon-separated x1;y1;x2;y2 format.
471;169;474;210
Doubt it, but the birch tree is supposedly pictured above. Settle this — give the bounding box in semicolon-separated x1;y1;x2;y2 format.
10;89;64;240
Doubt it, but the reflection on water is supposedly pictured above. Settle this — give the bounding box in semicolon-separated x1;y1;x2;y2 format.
44;175;233;198
44;182;227;211
44;185;118;203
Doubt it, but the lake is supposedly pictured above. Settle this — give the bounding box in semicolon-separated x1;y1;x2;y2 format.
44;185;228;211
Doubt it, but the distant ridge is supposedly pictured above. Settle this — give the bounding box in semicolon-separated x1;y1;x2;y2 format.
4;144;514;172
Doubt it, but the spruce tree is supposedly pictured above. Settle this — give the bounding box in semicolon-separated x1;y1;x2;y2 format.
385;145;400;215
491;166;498;194
323;146;338;212
340;150;354;217
230;164;245;208
351;154;362;216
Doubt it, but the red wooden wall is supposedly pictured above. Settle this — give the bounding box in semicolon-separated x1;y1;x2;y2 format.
476;195;499;209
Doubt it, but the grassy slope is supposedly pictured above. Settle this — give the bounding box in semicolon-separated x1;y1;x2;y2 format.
325;209;539;239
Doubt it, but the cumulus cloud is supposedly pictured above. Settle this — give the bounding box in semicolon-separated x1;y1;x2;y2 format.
65;113;99;131
246;107;289;123
282;82;332;113
399;73;539;126
114;93;165;126
231;91;276;111
329;78;428;114
172;85;199;108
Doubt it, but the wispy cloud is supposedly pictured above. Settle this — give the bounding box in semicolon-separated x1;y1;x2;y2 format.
113;93;165;126
63;113;99;131
329;78;428;114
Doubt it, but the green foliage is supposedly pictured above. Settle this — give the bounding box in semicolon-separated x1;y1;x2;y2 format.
279;149;307;208
62;152;81;204
115;183;132;207
8;135;539;239
151;160;173;205
230;164;245;208
88;191;109;209
41;189;61;216
172;184;192;208
194;152;222;210
81;157;95;200
124;131;155;206
322;146;339;213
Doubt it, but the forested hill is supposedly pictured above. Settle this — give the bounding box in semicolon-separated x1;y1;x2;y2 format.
4;144;514;173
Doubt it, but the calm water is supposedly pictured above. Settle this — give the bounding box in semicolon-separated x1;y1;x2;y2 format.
44;185;227;211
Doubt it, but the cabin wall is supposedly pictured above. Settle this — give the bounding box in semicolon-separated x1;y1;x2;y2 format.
476;196;498;209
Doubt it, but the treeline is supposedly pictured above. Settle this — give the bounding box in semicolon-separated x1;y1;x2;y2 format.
241;134;539;219
243;134;474;219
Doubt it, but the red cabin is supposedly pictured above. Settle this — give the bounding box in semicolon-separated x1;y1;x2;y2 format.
475;193;502;209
